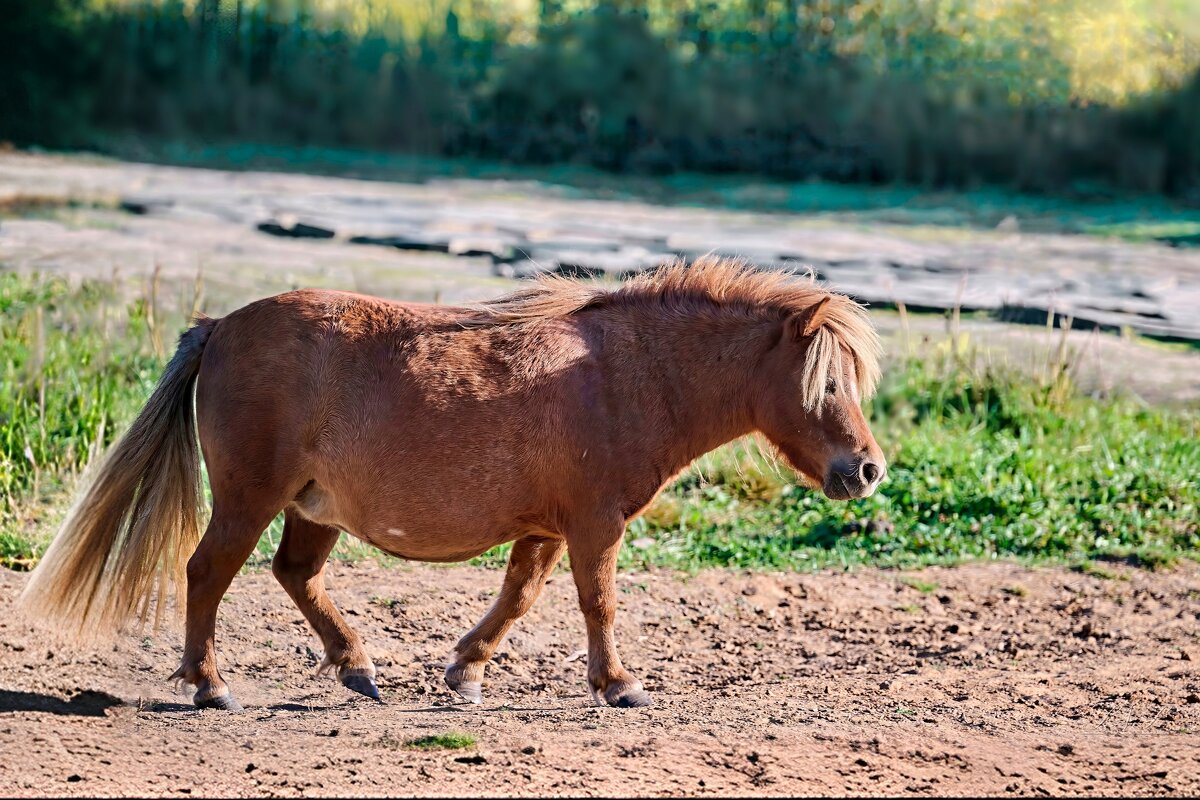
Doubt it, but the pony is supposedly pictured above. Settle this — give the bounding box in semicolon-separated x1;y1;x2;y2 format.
19;256;885;710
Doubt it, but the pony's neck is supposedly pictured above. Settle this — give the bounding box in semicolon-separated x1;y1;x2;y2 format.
598;306;775;476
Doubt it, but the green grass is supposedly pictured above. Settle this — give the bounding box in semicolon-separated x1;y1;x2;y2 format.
405;732;477;751
899;577;939;594
1;271;1197;573
1071;560;1127;581
0;272;163;567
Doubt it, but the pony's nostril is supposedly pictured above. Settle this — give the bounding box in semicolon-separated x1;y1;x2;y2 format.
860;460;880;485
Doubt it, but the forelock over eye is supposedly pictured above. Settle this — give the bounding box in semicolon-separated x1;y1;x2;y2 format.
825;376;838;395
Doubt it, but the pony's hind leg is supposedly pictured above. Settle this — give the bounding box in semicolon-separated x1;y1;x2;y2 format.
445;535;565;704
170;502;281;710
272;510;379;700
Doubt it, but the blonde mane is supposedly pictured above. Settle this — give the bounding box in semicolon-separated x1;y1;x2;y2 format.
467;256;882;410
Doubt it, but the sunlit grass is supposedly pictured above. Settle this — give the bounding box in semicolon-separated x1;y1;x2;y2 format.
405;732;477;750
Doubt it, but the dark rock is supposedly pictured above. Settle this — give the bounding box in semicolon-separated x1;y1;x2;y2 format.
257;220;335;239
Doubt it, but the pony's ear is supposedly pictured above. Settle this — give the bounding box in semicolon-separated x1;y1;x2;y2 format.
787;297;832;340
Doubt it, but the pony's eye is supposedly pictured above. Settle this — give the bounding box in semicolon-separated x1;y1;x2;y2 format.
825;377;838;395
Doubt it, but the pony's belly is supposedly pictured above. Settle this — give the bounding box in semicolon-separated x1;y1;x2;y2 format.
296;477;524;562
363;524;505;563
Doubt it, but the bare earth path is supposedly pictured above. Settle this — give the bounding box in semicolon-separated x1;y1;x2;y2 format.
2;561;1198;797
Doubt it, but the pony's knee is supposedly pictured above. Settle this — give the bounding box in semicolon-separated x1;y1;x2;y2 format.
578;595;616;624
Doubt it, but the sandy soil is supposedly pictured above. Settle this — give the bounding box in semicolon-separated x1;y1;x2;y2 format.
1;560;1198;797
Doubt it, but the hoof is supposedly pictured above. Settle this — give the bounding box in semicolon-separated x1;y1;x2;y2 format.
342;672;382;702
444;662;484;704
596;682;653;709
449;680;483;705
195;691;243;712
611;689;654;708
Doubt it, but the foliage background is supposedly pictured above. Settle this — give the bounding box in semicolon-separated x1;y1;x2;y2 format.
3;0;1199;197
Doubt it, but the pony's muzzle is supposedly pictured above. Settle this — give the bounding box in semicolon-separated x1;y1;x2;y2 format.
823;455;886;500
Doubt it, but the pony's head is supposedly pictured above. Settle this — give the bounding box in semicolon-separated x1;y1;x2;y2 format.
755;294;885;500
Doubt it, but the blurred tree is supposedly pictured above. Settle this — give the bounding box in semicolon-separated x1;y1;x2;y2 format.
2;0;1197;196
0;0;93;146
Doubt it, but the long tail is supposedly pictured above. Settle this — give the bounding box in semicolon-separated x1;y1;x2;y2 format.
18;317;218;640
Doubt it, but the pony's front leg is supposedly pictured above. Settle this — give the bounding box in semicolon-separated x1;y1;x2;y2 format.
566;518;652;708
445;535;565;704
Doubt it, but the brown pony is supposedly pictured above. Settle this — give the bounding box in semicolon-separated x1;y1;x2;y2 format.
19;256;885;710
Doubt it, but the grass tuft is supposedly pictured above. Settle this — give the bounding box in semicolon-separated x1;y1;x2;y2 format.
899;577;939;594
406;732;477;751
1071;561;1125;581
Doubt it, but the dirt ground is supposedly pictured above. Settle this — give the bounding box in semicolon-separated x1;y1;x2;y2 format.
1;560;1198;797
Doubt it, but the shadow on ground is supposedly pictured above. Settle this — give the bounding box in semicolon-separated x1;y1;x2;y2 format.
0;689;123;717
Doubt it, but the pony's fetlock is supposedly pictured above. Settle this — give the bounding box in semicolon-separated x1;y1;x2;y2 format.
168;662;206;692
315;651;340;678
171;659;240;709
179;674;241;711
168;664;189;691
316;650;373;678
